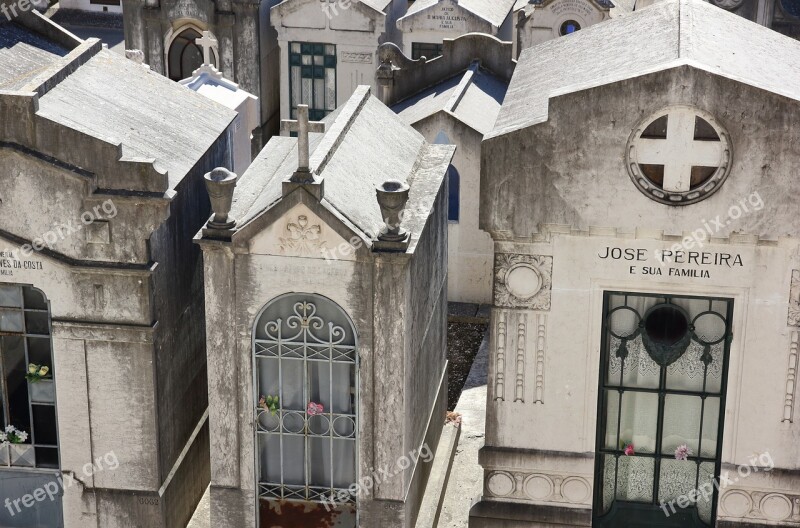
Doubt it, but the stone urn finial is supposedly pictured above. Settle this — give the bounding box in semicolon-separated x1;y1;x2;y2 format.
204;167;238;230
376;179;410;243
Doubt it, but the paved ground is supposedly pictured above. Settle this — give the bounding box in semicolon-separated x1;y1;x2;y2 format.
438;329;489;527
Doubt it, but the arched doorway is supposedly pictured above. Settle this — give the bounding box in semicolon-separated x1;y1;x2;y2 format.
252;293;358;527
166;26;217;81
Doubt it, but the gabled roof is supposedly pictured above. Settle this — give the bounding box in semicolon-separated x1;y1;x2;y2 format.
490;0;800;138
400;0;517;28
33;46;236;190
229;86;455;245
393;62;508;136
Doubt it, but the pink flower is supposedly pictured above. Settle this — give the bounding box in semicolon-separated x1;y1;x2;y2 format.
623;443;635;456
675;444;692;461
307;402;324;416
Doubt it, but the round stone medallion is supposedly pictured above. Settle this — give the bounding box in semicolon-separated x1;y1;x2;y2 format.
524;475;554;500
760;494;792;521
720;490;752;517
505;264;542;300
561;477;591;503
487;471;515;497
626;105;732;205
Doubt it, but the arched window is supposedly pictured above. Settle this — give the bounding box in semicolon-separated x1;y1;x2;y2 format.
448;165;460;223
166;27;216;81
0;284;62;526
253;294;357;524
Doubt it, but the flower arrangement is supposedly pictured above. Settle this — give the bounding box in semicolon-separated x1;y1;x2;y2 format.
0;426;28;445
259;395;280;416
621;441;635;456
674;444;692;461
307;401;324;416
446;411;462;426
24;364;50;383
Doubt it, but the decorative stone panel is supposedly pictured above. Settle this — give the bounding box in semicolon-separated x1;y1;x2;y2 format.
484;469;592;506
719;488;800;524
788;270;800;326
494;254;552;310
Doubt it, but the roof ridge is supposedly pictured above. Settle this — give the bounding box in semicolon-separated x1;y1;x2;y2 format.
311;85;372;176
445;60;479;114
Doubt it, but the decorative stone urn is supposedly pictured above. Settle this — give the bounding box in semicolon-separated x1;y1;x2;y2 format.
0;444;35;467
30;379;55;404
204;167;239;230
375;179;410;243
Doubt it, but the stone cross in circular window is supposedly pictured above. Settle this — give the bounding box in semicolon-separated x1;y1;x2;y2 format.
626;106;732;205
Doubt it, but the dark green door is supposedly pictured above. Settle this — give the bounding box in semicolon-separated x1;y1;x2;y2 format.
593;292;733;528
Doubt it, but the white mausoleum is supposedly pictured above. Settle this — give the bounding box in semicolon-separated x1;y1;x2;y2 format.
472;1;800;526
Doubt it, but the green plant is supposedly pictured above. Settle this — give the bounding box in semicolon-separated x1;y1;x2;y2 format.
259;395;280;416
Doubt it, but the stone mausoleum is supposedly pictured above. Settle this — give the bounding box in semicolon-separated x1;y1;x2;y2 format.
196;86;453;527
472;0;800;526
0;11;235;528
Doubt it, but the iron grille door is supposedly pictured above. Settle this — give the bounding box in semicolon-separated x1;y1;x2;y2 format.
593;292;733;528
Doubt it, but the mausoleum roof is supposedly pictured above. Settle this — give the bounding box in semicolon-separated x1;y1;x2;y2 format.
392;62;508;136
400;0;517;28
35;48;237;190
0;22;68;91
229;86;454;246
0;17;236;192
491;0;800;138
273;0;392;15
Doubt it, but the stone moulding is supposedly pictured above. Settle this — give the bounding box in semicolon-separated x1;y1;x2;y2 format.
535;313;546;404
788;270;800;326
719;488;800;524
494;253;553;310
484;468;593;506
515;315;526;403
495;311;507;402
784;331;798;423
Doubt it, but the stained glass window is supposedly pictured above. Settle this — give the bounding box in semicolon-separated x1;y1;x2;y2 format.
289;43;337;121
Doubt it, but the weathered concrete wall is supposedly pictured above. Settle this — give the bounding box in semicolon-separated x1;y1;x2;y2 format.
147;123;231;528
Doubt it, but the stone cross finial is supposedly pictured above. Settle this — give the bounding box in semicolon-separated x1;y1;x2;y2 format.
195;31;218;66
280;105;326;181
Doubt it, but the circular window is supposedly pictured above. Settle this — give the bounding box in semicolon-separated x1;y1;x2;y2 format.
560;20;581;35
780;0;800;17
710;0;745;10
626;105;732;205
641;304;692;366
645;305;688;346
